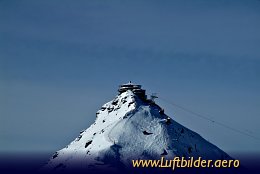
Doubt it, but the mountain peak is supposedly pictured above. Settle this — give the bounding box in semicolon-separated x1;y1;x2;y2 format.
44;82;231;171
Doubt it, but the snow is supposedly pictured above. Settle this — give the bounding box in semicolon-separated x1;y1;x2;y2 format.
43;90;231;171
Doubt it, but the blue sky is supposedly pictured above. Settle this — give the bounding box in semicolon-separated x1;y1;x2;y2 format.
1;0;260;159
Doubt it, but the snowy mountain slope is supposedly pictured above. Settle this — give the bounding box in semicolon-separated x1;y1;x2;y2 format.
44;86;230;171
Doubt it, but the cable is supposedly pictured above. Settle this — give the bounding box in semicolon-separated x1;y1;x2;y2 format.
154;95;260;141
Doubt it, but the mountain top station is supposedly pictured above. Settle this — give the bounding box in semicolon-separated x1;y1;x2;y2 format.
118;81;147;99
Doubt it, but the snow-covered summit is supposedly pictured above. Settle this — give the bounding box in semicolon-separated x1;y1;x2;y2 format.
44;82;230;171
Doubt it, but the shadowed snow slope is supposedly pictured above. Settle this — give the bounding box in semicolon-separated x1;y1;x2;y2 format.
44;90;230;171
